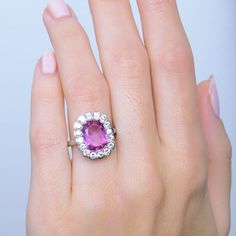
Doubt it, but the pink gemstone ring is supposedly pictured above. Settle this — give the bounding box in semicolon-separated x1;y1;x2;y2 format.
70;112;116;160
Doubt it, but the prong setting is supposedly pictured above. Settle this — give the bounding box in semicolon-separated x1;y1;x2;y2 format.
73;112;116;160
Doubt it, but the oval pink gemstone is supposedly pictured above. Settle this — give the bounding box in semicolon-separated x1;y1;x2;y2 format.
82;120;108;151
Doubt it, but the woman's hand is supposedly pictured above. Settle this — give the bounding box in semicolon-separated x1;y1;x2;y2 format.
27;0;231;235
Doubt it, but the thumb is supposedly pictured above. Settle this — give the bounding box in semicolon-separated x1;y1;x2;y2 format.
198;76;232;236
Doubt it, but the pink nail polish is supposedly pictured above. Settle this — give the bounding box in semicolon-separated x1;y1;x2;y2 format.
41;51;57;75
209;76;220;118
47;0;70;18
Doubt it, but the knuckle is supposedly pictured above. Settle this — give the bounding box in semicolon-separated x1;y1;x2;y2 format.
170;151;207;196
119;85;145;118
59;22;89;46
69;81;108;110
27;198;69;235
123;172;163;206
32;85;58;105
30;126;64;155
117;54;148;80
182;163;207;196
154;43;193;73
81;197;107;215
39;95;58;106
104;46;149;80
103;48;150;114
79;191;117;217
184;170;207;197
100;47;151;119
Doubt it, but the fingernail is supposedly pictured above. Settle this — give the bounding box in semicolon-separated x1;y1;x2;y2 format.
47;0;70;18
41;51;57;75
209;75;220;118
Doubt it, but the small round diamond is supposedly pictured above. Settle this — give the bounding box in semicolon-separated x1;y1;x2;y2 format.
104;121;111;129
97;151;103;158
99;114;107;123
89;152;98;159
93;112;101;120
103;148;111;156
74;130;82;137
76;136;84;144
108;134;115;142
106;128;113;135
85;112;93;121
74;122;82;130
83;150;90;157
108;142;115;149
78;115;86;124
78;143;86;151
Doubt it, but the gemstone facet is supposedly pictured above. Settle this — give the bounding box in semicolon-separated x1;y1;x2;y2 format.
82;120;108;151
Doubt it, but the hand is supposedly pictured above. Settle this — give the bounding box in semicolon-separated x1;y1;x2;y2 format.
27;1;232;235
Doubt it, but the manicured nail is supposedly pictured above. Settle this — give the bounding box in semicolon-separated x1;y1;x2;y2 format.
47;0;70;18
41;51;57;75
209;75;220;118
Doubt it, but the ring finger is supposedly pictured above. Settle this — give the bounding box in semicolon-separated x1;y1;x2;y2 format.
44;1;116;193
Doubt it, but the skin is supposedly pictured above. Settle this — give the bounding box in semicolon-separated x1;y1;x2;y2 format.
27;1;232;235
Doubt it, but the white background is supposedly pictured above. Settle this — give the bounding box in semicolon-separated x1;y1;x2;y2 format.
0;1;235;235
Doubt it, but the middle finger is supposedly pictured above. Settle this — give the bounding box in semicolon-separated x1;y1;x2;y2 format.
89;0;158;168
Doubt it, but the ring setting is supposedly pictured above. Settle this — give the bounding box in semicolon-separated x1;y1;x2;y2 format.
72;112;116;160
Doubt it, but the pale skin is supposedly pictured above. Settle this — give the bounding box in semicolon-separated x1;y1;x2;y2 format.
27;0;232;235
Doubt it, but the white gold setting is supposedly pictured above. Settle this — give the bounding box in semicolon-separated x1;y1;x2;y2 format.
73;112;116;160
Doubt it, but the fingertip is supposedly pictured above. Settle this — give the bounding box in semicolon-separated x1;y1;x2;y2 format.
198;75;220;119
198;77;219;124
198;78;231;234
43;2;75;24
42;8;51;25
34;50;57;79
41;50;57;76
208;76;220;118
198;76;231;157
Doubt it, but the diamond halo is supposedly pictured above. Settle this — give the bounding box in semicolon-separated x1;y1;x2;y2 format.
73;112;116;160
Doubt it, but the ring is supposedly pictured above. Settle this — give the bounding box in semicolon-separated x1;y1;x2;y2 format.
68;112;116;160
